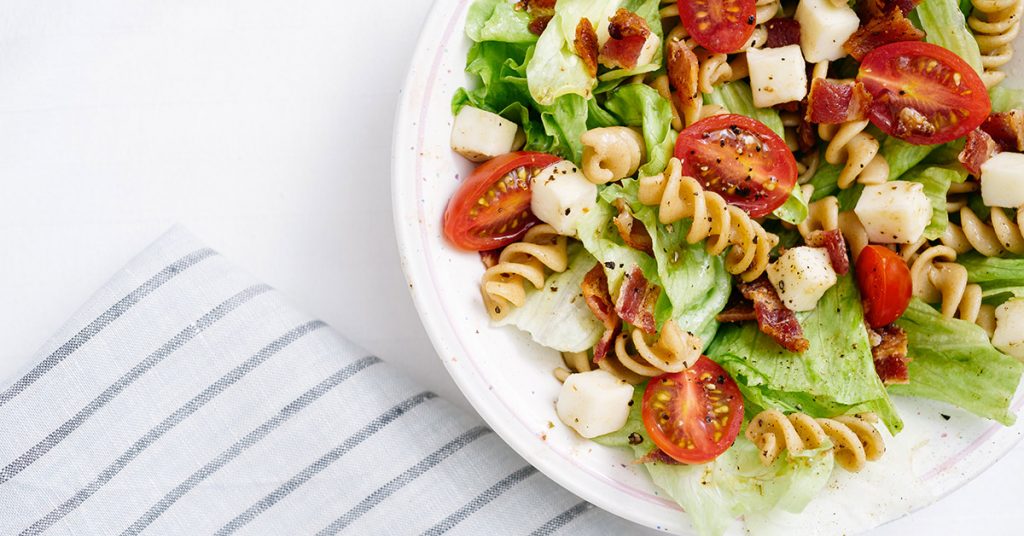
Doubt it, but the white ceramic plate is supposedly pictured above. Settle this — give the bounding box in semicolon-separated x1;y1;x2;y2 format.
391;1;1024;533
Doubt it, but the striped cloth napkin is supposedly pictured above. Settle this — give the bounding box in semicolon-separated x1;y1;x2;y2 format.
0;228;635;535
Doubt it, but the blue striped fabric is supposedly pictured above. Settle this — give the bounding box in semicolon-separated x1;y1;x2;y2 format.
0;228;631;535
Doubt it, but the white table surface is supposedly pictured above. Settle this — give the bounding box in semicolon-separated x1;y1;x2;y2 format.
0;1;1019;534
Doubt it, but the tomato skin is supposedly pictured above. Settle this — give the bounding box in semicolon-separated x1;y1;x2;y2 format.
443;152;561;251
674;114;798;218
855;245;913;328
858;41;991;145
641;357;744;465
677;0;757;54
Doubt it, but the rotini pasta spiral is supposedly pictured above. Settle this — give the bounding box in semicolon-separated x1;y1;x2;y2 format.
598;321;703;384
481;224;568;321
580;127;646;184
638;158;779;281
969;0;1024;88
942;205;1024;257
797;185;839;239
811;62;890;189
554;350;593;383
745;409;885;472
907;244;997;334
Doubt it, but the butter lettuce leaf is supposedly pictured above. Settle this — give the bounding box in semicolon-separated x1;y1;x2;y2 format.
466;0;537;43
603;84;677;176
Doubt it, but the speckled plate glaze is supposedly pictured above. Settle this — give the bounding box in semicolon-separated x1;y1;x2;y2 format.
391;1;1024;533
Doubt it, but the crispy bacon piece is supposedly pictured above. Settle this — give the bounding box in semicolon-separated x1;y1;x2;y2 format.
981;110;1024;152
517;0;557;35
612;199;655;255
601;10;652;70
667;39;700;115
479;249;502;269
805;229;850;275
582;264;620;362
959;128;999;176
716;302;757;323
739;277;810;353
806;78;873;124
764;18;801;48
608;8;650;40
636;448;684;465
843;8;925;62
893;105;937;139
529;15;553;35
864;0;921;17
615;266;660;335
870;324;910;385
575;18;600;77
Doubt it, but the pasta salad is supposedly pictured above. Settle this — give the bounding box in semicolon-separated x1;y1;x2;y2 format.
442;0;1024;533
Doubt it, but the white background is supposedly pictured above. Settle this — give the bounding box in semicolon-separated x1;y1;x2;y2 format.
0;1;1020;534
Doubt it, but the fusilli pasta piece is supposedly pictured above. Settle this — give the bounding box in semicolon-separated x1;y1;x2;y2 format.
580;127;646;184
797;185;840;239
943;205;1024;257
598;321;703;384
908;244;997;334
745;409;885;472
481;224;568;321
638;158;779;281
554;350;593;382
969;0;1024;87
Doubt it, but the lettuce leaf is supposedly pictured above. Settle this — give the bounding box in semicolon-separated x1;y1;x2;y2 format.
990;86;1024;113
599;0;665;81
496;245;605;352
603;84;677;176
708;276;903;433
595;388;835;536
959;253;1024;300
881;137;938;181
576;196;659;293
601;181;732;343
891;299;1024;425
527;0;621;105
901;164;967;240
466;0;537;43
914;0;984;74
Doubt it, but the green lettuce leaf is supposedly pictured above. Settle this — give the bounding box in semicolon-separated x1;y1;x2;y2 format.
990;86;1024;113
599;0;665;81
881;137;938;181
601;181;732;343
466;0;537;43
891;298;1024;425
603;84;677;176
705;80;785;138
576;196;659;293
527;0;620;105
959;253;1024;300
496;245;604;352
915;0;984;74
595;388;835;536
773;180;810;225
708;276;903;433
901;164;967;240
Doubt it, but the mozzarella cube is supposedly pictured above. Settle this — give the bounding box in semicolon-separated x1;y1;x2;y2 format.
795;0;861;63
450;106;519;162
531;161;598;236
981;152;1024;208
854;182;932;244
556;370;634;439
767;246;837;312
747;45;808;108
993;299;1024;360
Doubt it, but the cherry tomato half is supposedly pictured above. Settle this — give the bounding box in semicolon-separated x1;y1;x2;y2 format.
641;356;744;465
443;152;560;251
858;41;991;145
855;245;913;328
674;114;798;218
677;0;757;54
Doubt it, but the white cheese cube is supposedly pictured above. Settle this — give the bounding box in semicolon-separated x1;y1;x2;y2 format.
981;152;1024;208
556;370;634;439
450;106;519;162
747;45;808;108
767;246;838;312
795;0;861;63
531;161;598;237
993;299;1024;360
854;182;932;244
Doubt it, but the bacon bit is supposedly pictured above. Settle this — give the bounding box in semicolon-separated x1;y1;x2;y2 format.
893;105;937;139
959;128;999;177
636;448;684;465
615;266;660;335
764;18;801;48
667;39;700;116
582;264;621;362
575;18;600;77
529;15;553;35
601;10;652;70
980;110;1024;152
716;302;757;323
612;199;655;255
870;324;910;385
844;8;925;62
739;277;810;353
805;229;850;275
864;0;922;17
479;249;502;269
806;78;873;124
517;0;557;35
